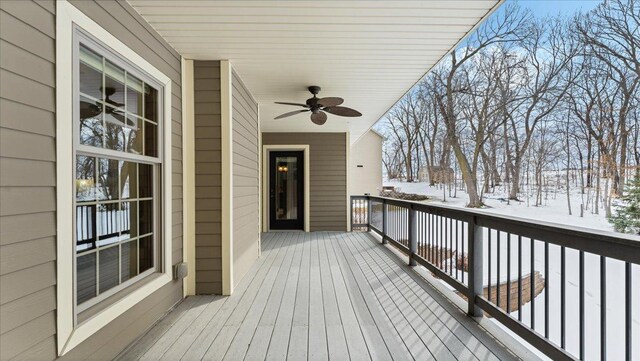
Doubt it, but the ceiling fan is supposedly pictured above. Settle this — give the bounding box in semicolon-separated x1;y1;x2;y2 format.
274;86;362;125
80;86;125;124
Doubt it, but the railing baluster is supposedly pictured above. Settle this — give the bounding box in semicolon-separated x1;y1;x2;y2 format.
518;235;522;322
545;242;550;339
507;233;511;314
601;256;607;361
625;262;632;361
488;230;492;303
497;231;501;309
579;250;584;360
449;218;453;275
561;246;566;349
531;238;535;330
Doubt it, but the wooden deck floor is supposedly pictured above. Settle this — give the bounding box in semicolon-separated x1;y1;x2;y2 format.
118;232;519;361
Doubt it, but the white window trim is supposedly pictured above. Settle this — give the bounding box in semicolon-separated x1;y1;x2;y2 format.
261;145;311;233
56;1;173;355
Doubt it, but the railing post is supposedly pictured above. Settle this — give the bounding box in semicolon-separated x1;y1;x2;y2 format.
367;196;372;232
349;196;353;232
382;200;388;244
409;206;417;266
467;218;484;317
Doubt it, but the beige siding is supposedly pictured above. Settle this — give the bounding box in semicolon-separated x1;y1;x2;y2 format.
231;70;260;286
0;0;183;359
262;133;348;231
350;130;383;196
194;61;222;295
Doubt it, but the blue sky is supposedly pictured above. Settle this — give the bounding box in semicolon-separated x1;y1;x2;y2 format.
509;0;601;17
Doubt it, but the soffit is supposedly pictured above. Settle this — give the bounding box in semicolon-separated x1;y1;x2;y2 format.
128;0;502;143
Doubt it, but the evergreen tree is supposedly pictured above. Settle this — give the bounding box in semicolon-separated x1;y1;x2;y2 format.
609;174;640;235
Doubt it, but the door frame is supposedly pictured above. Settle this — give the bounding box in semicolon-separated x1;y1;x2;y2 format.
262;145;310;232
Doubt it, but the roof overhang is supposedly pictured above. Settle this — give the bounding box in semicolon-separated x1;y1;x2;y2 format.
128;0;503;144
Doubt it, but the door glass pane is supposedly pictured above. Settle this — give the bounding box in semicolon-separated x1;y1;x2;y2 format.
275;156;298;220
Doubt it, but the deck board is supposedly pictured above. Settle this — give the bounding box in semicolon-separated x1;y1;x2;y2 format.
118;232;519;361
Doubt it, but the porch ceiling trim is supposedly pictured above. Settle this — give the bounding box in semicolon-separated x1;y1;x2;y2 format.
128;0;504;143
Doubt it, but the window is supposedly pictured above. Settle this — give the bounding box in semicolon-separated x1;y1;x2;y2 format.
74;39;162;310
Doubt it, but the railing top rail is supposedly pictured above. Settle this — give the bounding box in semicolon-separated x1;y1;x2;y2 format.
352;195;640;264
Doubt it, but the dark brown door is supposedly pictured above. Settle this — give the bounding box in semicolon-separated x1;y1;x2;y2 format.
269;151;304;230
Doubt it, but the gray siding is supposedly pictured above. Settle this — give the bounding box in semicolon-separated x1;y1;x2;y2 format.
0;0;183;359
193;61;222;295
262;133;348;231
231;70;260;286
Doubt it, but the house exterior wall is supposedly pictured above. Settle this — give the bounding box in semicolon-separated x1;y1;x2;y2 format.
350;130;383;196
231;70;260;286
193;61;223;295
262;132;348;231
0;1;183;359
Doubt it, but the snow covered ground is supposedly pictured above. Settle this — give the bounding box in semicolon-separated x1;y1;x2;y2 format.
383;181;639;360
385;180;613;233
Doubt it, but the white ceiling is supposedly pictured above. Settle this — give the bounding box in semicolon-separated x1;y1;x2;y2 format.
128;0;502;143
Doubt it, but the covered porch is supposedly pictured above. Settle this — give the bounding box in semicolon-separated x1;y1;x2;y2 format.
118;232;519;361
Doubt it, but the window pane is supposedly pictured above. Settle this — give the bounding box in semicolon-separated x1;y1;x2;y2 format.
79;46;103;100
121;240;138;282
76;156;96;201
98;203;119;247
104;60;125;109
139;164;153;198
127;74;143;117
124;114;142;155
144;121;158;157
119;161;137;199
139;236;153;273
98;246;119;293
144;84;158;122
79;96;104;147
77;253;96;304
98;158;119;200
104;106;126;152
76;205;96;253
139;200;153;236
119;201;137;241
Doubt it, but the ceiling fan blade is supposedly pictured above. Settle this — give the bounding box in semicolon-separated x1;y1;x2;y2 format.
80;101;102;120
317;97;344;107
323;106;362;117
275;102;309;108
274;109;309;119
310;111;327;125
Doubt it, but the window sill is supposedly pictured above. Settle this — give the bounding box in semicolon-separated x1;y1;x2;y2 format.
77;270;161;324
60;272;171;355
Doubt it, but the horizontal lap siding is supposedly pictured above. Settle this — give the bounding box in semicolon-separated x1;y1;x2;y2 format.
0;0;184;359
0;1;58;359
231;70;260;287
262;133;348;231
194;61;222;295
